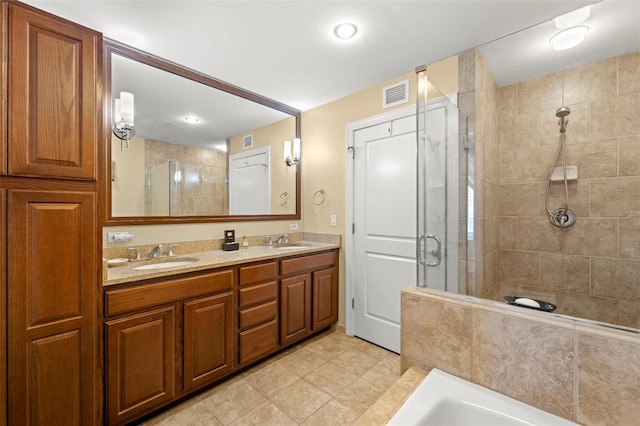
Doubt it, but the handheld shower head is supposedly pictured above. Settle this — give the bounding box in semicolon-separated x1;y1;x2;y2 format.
556;106;571;118
556;106;570;133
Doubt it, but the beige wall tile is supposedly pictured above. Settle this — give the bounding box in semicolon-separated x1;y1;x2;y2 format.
619;135;640;177
400;289;473;380
517;217;562;253
592;93;640;139
576;332;640;426
498;84;517;119
618;300;640;329
472;307;575;420
483;179;499;218
516;145;558;182
590;177;640;218
562;58;617;105
481;250;498;298
498;216;517;249
482;217;498;254
562;292;619;324
618;51;640;96
541;179;590;218
498;183;539;216
615;92;640;137
458;49;476;93
590;96;616;140
619;219;640;259
484;135;500;183
539;253;590;293
566;139;618;179
562;218;617;257
517;74;563;115
499;150;518;184
592;257;640;302
498;249;539;286
499;112;539;151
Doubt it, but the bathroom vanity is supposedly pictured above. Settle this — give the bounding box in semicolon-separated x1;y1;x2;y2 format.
103;245;339;425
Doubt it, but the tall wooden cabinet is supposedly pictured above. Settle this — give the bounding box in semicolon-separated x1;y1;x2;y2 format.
1;1;102;425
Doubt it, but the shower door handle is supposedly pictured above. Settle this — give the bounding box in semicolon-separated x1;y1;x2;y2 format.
417;234;427;266
426;234;441;267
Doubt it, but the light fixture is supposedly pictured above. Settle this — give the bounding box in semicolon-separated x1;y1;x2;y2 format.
112;91;135;150
284;138;300;167
333;23;357;40
554;5;591;29
184;116;200;124
549;26;589;51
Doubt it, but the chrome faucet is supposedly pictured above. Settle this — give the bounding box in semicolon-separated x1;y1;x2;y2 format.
276;234;289;244
127;247;142;260
148;244;163;258
265;236;273;246
166;244;179;256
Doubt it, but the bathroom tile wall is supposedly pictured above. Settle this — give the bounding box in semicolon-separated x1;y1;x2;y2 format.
459;50;500;299
493;51;640;329
401;287;640;426
145;139;228;216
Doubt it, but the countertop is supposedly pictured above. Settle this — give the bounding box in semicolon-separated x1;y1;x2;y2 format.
104;241;340;286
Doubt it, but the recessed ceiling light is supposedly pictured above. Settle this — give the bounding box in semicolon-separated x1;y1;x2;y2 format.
549;26;589;51
334;23;358;40
184;116;200;124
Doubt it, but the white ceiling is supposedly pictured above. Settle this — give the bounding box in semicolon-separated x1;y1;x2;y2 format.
23;0;607;112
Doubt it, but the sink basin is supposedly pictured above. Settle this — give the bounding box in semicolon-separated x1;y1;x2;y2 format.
277;245;312;250
133;258;199;270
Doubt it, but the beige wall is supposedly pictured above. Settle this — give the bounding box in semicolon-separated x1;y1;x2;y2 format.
492;52;640;329
111;136;146;216
401;287;640;426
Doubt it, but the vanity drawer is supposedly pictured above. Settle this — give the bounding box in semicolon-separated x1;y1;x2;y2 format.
239;300;277;330
238;320;278;365
239;261;277;286
280;251;336;276
239;281;277;308
106;269;234;316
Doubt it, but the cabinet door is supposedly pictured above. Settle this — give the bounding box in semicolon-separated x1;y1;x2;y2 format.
280;273;311;346
7;190;97;425
0;3;6;177
0;190;5;426
312;266;338;330
106;306;176;426
7;4;100;179
183;292;234;392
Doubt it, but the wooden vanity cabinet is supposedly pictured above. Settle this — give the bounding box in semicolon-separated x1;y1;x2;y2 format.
104;269;234;425
280;251;338;346
238;261;278;366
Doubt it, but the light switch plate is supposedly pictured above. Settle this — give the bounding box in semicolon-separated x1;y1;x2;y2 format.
330;215;337;226
289;223;298;231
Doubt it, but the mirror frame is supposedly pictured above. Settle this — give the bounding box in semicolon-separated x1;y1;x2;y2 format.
102;40;301;225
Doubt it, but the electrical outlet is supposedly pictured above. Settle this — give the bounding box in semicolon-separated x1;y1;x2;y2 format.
289;223;298;231
107;232;135;243
330;215;337;227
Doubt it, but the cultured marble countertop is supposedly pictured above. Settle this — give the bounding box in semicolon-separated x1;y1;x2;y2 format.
104;241;340;286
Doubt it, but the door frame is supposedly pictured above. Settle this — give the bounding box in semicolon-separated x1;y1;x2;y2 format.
345;104;415;336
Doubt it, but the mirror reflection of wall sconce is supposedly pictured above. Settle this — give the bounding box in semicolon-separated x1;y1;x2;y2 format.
284;138;301;167
113;91;136;150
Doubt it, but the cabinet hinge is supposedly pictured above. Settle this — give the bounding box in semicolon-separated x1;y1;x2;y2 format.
352;223;355;234
352;298;355;309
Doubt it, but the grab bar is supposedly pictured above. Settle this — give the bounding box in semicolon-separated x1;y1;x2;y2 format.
426;234;441;267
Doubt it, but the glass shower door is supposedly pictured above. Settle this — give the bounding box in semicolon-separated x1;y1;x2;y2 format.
416;68;466;293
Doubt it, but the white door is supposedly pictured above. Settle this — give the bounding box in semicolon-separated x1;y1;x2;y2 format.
353;114;416;353
229;147;270;215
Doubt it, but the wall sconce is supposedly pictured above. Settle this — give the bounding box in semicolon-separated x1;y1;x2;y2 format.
113;91;135;150
284;138;300;167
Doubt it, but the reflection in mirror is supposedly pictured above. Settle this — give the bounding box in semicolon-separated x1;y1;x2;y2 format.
106;41;300;222
429;0;640;332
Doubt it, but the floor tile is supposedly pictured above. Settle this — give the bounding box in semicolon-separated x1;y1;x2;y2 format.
302;399;359;425
270;379;332;423
278;348;327;377
229;401;297;426
303;362;358;396
200;379;267;424
304;338;350;361
334;378;385;416
244;362;301;397
330;348;381;377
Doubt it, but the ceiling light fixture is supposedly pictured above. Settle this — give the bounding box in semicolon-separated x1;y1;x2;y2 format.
333;23;358;40
184;116;200;124
549;26;589;51
554;5;591;29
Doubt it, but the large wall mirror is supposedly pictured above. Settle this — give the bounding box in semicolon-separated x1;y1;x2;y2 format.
104;41;301;224
448;0;639;332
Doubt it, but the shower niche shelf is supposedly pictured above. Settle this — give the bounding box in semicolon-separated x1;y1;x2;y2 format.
550;166;577;181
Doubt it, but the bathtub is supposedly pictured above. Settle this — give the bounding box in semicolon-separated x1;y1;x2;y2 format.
387;368;578;425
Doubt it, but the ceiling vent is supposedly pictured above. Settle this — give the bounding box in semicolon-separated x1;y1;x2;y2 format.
243;134;253;149
382;80;409;108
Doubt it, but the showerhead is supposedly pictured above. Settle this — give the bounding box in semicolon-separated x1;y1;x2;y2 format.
556;106;571;118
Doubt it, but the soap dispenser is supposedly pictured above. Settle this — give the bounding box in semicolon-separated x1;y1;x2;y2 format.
241;236;249;249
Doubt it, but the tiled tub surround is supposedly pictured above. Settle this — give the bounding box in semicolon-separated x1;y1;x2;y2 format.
401;287;640;426
462;48;640;329
103;232;340;285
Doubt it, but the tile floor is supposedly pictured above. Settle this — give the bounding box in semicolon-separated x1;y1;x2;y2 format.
144;328;400;425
